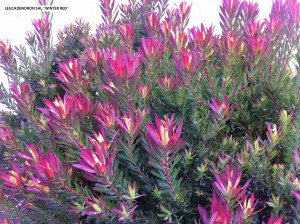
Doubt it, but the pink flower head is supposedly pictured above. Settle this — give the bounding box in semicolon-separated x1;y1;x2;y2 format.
244;20;263;38
73;94;94;116
145;114;185;154
73;131;118;178
188;24;215;52
174;48;200;76
41;94;75;121
248;36;269;57
118;23;135;44
107;50;140;83
18;144;39;163
11;82;35;111
115;109;145;139
239;193;258;221
212;165;250;201
138;85;151;99
18;144;63;181
209;96;235;120
32;16;50;34
198;192;232;224
0;165;22;189
37;152;63;181
74;147;106;175
139;38;165;64
56;57;89;94
157;74;181;91
95;101;118;130
84;48;105;73
222;31;245;55
38;94;83;140
57;57;82;84
0;40;14;66
0;40;12;56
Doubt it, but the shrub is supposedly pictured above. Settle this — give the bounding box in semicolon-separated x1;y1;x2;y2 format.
0;0;299;223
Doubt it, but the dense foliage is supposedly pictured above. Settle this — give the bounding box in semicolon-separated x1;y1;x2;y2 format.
0;0;300;223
